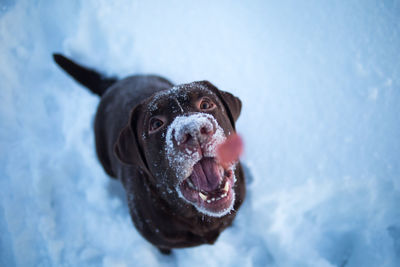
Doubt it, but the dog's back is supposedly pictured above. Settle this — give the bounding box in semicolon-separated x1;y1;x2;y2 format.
53;54;174;177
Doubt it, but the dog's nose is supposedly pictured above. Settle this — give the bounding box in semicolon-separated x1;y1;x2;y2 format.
176;121;216;150
180;126;213;144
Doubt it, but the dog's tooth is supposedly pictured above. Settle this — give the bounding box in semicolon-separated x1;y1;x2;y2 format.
207;200;211;203
199;192;207;201
211;197;215;202
223;181;229;192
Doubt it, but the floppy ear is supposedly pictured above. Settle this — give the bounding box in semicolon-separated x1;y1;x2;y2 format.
114;104;147;168
216;89;242;123
198;81;242;127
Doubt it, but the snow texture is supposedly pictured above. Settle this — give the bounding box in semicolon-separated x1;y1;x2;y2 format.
1;0;400;266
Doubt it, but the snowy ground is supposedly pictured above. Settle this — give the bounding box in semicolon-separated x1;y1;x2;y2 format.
1;0;400;266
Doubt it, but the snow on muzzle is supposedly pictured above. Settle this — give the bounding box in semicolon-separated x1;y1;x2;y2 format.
165;113;226;182
165;113;236;217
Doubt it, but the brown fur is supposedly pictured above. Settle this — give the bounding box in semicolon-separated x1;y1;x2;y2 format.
53;54;245;253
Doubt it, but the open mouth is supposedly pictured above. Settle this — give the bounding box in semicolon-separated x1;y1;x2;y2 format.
178;157;235;217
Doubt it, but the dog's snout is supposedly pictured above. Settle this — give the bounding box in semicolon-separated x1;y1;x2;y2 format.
200;126;212;135
166;113;223;158
180;132;192;145
179;125;215;145
174;119;216;151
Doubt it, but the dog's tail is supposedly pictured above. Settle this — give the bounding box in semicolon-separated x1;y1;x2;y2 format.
53;53;117;97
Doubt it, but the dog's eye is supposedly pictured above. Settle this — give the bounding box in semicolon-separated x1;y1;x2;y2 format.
199;98;215;110
149;118;164;133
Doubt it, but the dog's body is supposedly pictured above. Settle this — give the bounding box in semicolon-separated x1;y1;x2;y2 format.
53;54;245;253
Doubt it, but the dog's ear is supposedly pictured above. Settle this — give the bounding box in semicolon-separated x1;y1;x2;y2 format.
217;89;242;124
198;81;242;128
114;104;147;169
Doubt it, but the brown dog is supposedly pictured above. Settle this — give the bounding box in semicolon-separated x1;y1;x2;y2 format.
53;54;246;254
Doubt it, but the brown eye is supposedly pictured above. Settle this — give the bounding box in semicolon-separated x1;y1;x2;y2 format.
199;98;215;110
149;118;164;133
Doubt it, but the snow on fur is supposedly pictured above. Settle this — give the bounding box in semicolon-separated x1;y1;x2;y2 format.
165;113;226;181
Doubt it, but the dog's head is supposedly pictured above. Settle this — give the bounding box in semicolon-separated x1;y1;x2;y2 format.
114;81;242;217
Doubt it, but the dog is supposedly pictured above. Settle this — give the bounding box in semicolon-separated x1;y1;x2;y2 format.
53;54;246;254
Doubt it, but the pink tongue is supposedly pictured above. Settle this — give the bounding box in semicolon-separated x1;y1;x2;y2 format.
190;158;221;192
216;134;243;168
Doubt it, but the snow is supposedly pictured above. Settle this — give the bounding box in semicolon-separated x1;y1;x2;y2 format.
1;0;400;266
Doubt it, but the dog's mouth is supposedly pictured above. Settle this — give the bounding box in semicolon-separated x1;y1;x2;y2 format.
178;157;235;217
